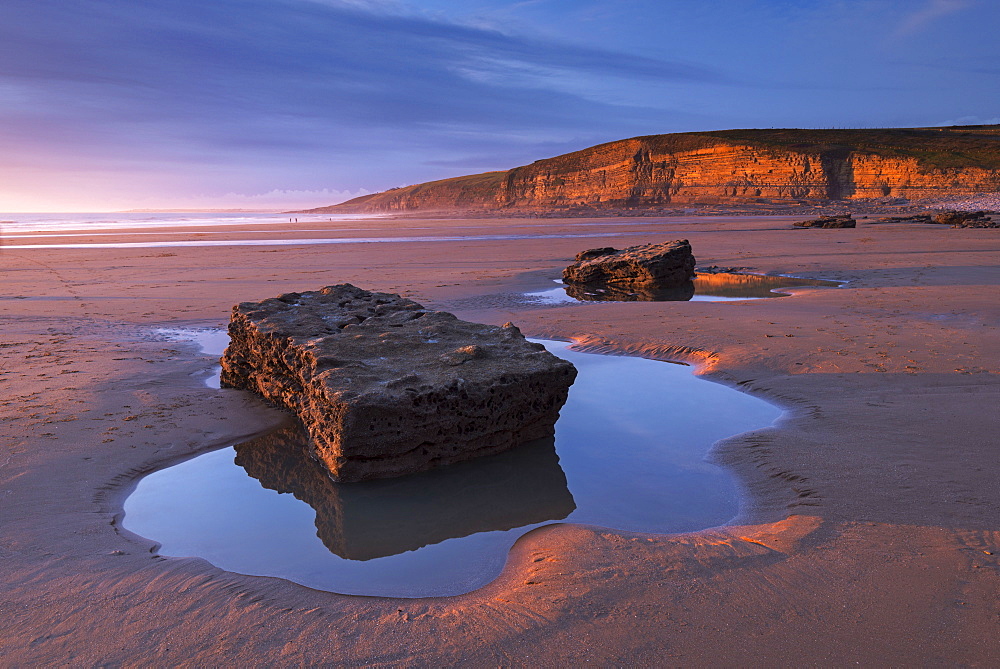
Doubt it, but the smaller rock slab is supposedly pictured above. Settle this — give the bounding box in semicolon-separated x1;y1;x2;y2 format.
793;215;856;228
872;215;933;223
932;210;996;228
562;239;696;289
220;284;577;482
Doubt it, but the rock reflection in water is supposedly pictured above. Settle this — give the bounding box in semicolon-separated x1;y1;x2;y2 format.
693;272;840;297
563;272;840;302
565;280;695;302
233;422;575;561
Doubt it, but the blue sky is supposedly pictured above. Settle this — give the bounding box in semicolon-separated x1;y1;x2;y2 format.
0;0;996;211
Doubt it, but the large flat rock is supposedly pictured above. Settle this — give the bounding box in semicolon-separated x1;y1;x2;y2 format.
220;284;577;482
562;239;696;289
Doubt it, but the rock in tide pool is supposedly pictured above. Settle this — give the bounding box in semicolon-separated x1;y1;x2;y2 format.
562;240;696;290
220;284;577;482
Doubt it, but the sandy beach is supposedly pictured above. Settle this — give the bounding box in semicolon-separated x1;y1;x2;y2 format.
2;214;999;665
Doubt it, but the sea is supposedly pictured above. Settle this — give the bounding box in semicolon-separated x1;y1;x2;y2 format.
0;211;370;235
0;211;661;250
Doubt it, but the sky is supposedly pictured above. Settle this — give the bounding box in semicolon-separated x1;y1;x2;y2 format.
0;0;997;211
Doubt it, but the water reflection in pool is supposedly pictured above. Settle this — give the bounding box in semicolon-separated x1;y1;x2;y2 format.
123;340;781;597
528;272;843;304
234;426;575;561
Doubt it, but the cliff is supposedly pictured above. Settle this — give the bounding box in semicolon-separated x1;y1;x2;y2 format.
310;125;1000;213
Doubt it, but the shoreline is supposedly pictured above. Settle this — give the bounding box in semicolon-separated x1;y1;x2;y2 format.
2;214;998;664
294;193;1000;218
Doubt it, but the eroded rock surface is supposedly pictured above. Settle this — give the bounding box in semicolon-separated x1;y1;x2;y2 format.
873;214;933;223
220;284;577;482
932;210;996;227
562;240;696;291
793;214;857;228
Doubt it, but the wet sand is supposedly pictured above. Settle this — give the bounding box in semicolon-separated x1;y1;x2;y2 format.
2;215;999;665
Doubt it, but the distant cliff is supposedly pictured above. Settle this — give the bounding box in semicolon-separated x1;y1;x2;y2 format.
308;126;1000;213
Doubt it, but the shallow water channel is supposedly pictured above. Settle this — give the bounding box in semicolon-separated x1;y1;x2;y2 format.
124;337;781;597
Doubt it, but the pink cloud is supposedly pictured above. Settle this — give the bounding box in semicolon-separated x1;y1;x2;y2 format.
893;0;972;39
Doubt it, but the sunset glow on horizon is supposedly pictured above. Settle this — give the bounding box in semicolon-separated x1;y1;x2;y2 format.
1;0;997;212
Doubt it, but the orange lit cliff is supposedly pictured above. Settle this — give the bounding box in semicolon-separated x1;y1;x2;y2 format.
311;126;1000;213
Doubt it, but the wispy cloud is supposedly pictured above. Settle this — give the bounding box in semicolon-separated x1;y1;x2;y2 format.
0;0;720;202
0;0;995;210
892;0;972;39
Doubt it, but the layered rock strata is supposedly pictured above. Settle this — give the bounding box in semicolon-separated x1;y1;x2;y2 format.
562;240;696;292
794;215;857;228
310;127;1000;213
233;422;575;560
220;284;577;482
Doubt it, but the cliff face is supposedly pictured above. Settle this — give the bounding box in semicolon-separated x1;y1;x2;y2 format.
499;139;832;206
315;126;1000;213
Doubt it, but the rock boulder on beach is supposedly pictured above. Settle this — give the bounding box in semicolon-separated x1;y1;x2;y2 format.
220;284;577;482
793;214;856;228
562;240;696;290
931;210;996;227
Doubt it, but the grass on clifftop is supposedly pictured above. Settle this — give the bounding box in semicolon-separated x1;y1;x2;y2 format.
699;126;1000;170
